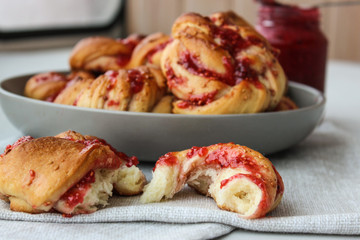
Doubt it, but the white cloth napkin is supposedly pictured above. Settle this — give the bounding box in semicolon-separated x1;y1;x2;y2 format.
0;119;359;239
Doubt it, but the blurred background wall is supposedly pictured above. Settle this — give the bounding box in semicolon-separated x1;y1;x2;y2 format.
127;0;360;62
1;0;359;62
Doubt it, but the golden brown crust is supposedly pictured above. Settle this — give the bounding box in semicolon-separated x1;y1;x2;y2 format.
272;96;298;112
141;143;284;219
152;95;174;113
53;78;94;105
128;33;170;68
69;36;133;72
67;70;95;81
161;11;287;114
0;136;117;213
75;65;167;112
24;72;68;101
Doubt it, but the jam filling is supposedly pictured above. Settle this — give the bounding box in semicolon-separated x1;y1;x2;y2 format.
115;34;146;67
165;64;186;88
27;169;36;186
177;90;218;108
127;69;145;94
234;58;264;88
146;40;171;63
60;170;96;210
116;53;131;67
153;153;178;171
0;136;34;158
104;70;121;107
178;51;234;86
105;70;119;91
211;24;264;88
106;100;120;107
170;19;267;108
186;146;209;159
174;21;265;88
207;148;261;173
116;151;139;168
117;34;145;51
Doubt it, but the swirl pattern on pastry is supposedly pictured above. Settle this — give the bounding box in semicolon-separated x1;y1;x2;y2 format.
140;143;284;219
69;34;144;73
75;65;168;112
127;33;171;68
160;11;287;114
53;77;94;105
0;130;146;216
24;71;95;102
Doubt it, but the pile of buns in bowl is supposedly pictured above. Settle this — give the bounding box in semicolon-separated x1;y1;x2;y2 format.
0;12;289;219
24;11;297;115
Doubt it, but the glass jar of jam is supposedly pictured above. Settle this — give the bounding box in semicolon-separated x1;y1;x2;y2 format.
256;2;328;92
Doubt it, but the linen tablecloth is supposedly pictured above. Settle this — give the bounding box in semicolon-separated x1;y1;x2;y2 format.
0;60;359;239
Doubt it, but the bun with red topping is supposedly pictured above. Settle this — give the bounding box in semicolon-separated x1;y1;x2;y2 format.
74;65;170;113
24;71;95;102
69;34;145;73
0;130;146;216
160;11;287;114
53;77;94;105
127;32;171;68
24;72;69;101
140;143;284;219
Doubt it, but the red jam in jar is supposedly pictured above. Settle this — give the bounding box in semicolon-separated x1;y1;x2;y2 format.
256;2;328;92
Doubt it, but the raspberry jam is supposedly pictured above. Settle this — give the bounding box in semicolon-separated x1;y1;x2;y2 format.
204;145;261;173
105;70;119;91
0;136;34;158
153;153;178;171
256;1;328;92
146;40;170;63
127;69;145;94
116;53;131;67
60;170;96;210
178;51;234;86
186;146;209;159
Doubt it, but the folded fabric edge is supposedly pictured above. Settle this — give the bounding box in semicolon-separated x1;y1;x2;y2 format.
0;205;359;235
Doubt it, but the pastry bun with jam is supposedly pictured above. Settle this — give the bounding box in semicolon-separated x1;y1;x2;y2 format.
53;77;94;105
24;71;94;102
160;11;287;114
75;65;170;113
127;33;171;68
141;143;284;219
69;34;144;73
0;130;146;216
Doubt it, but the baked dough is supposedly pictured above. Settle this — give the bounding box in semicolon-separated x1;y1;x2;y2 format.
272;96;298;111
160;11;287;114
0;130;146;216
141;143;284;219
75;65;169;112
127;33;170;68
69;35;144;73
24;71;94;102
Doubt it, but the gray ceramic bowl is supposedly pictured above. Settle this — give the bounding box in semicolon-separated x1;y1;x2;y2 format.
0;73;325;161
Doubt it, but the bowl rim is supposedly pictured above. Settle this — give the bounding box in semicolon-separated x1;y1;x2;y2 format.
0;72;326;119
